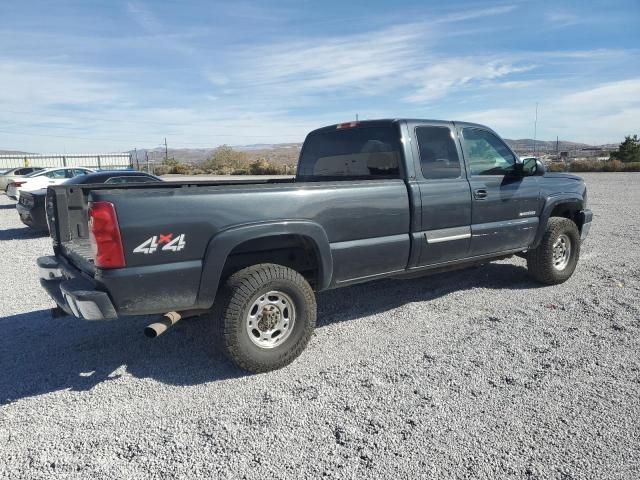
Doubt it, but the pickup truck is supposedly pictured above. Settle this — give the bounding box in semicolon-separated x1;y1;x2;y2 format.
38;119;592;373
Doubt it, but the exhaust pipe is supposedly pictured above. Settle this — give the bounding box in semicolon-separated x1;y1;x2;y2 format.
144;311;182;338
144;309;208;338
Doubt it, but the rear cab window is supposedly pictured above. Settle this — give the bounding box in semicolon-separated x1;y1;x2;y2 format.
297;123;403;181
415;126;462;180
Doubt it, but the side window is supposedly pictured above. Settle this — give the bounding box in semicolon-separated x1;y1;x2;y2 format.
72;169;89;176
105;177;126;184
416;126;462;180
46;170;67;179
106;176;156;184
15;168;29;175
461;128;516;176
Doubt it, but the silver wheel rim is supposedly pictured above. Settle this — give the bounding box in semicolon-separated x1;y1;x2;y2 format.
552;234;571;271
246;290;296;349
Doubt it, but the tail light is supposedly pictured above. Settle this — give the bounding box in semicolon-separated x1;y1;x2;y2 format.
12;181;26;187
336;121;359;129
88;201;125;269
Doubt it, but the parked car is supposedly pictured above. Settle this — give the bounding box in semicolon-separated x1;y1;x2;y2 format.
39;119;591;373
6;167;94;200
0;167;45;192
16;170;162;231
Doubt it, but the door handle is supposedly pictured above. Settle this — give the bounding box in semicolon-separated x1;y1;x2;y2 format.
473;188;488;199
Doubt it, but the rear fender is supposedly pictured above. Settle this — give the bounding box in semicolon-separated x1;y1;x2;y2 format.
196;221;332;308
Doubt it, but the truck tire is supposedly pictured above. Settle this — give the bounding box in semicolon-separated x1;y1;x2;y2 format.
215;263;317;373
526;217;580;285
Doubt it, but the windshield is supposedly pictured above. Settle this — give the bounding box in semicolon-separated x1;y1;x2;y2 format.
298;125;402;181
25;170;46;178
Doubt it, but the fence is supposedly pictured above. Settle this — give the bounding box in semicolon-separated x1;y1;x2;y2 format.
0;153;132;170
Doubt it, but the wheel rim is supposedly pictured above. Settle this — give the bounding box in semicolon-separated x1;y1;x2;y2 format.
246;290;296;349
552;234;571;271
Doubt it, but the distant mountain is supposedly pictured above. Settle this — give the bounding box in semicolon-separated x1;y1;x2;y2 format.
504;139;593;153
129;137;619;166
130;143;303;166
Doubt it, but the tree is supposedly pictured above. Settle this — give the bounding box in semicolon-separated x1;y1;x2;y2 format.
202;145;249;174
610;135;640;163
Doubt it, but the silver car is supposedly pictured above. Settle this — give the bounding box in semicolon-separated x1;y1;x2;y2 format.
0;167;44;192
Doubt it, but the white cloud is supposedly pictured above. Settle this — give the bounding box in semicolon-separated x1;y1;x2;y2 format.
456;79;640;144
434;5;517;24
0;61;121;107
242;24;426;94
405;60;534;102
226;22;533;105
545;11;581;27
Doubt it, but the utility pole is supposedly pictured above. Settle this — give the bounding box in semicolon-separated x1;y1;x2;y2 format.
533;102;538;156
164;138;168;163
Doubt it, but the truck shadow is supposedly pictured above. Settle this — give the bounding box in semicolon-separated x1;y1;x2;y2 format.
0;227;49;241
0;262;538;404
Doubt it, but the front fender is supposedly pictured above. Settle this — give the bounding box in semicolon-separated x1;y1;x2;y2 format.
196;220;333;308
531;193;585;248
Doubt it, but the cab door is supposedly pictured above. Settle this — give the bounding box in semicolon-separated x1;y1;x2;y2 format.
456;125;540;256
408;121;472;266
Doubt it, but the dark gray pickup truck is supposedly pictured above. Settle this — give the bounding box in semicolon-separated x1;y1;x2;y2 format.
39;119;592;372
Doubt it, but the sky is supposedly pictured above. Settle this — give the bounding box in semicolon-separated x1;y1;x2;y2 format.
0;0;639;153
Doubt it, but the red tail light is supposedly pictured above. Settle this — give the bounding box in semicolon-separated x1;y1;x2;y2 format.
12;181;26;187
88;201;125;269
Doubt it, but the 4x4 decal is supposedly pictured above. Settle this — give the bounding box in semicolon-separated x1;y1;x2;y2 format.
133;234;186;254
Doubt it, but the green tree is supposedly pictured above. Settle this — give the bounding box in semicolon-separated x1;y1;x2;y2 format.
202;145;249;174
610;135;640;163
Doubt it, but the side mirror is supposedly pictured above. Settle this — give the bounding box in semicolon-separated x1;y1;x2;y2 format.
520;158;545;176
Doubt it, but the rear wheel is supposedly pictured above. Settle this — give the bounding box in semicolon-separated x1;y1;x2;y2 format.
215;263;316;373
526;217;580;284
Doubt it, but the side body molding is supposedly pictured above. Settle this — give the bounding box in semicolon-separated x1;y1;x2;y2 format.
196;220;333;307
531;193;585;248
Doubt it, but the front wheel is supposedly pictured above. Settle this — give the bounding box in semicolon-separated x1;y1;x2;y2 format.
526;217;580;284
215;263;317;373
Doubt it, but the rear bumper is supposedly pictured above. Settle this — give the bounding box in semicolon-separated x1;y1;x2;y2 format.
38;256;117;320
580;209;592;242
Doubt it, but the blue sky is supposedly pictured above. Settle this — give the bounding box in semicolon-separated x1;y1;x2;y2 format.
0;0;638;152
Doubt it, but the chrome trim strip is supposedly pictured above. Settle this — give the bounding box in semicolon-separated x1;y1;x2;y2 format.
330;233;409;250
424;226;471;244
428;233;471;243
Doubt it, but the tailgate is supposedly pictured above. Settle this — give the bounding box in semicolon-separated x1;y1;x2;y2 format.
47;185;96;275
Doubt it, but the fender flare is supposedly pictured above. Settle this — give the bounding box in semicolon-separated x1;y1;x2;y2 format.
531;193;585;248
196;220;333;307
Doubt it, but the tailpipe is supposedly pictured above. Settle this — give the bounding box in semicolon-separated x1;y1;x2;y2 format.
145;311;182;338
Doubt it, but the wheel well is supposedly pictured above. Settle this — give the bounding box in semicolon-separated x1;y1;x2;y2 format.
549;202;583;230
220;234;321;289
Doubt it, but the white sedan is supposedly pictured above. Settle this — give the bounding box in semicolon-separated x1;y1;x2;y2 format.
7;167;95;200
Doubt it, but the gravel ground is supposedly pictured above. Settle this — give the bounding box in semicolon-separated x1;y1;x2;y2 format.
1;173;639;479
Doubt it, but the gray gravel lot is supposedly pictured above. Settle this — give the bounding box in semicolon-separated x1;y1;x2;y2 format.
1;173;639;479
